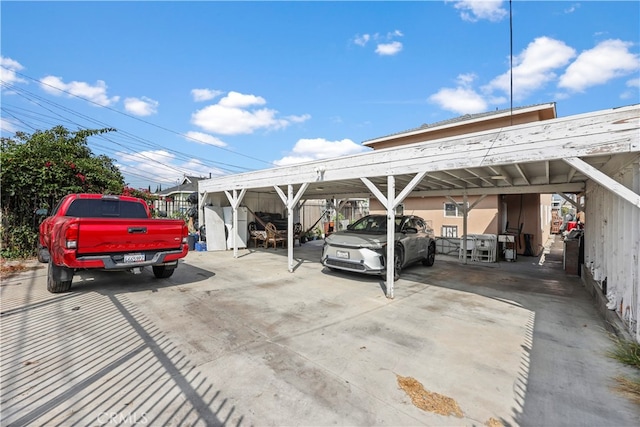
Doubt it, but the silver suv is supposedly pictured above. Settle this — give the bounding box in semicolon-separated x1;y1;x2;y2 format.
321;214;436;280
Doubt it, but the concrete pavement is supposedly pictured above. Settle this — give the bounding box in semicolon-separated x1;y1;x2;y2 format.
1;236;638;426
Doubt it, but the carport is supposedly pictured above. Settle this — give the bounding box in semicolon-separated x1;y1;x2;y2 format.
199;105;639;339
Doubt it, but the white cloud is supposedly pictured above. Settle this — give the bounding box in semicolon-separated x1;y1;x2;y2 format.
564;3;580;14
484;36;576;100
184;131;227;147
273;138;370;166
376;41;403;56
0;117;19;134
449;0;508;22
116;149;219;184
286;113;312;123
218;91;266;108
354;34;370;47
39;75;120;106
191;91;310;135
354;30;404;56
428;73;488;114
620;77;640;100
0;56;26;87
191;88;223;102
429;37;577;113
124;96;158;116
558;39;640;92
429;86;488;115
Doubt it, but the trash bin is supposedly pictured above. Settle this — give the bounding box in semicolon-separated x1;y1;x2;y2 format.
187;234;196;250
563;238;580;275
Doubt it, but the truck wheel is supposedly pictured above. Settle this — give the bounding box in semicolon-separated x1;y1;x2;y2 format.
152;265;175;279
47;262;73;293
37;246;50;263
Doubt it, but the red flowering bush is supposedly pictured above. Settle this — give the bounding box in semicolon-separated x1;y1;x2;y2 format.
1;126;125;258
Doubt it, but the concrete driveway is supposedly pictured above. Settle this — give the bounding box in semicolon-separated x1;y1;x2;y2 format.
1;237;638;426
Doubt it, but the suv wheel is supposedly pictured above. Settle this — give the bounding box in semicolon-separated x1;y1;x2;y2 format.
422;242;436;267
393;245;403;281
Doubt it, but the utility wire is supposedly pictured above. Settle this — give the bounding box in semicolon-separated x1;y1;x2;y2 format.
510;0;514;126
2;67;275;167
1;82;197;177
1;80;253;174
1;83;268;192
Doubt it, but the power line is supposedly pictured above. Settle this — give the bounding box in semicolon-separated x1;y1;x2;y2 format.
1;82;197;177
1;80;255;174
1;83;275;191
2;67;275;167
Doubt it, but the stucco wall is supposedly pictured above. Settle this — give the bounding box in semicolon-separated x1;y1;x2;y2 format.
370;195;500;236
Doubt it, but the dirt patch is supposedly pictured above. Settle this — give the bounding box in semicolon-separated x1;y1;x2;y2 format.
1;263;28;276
486;417;504;427
396;374;463;418
0;259;42;279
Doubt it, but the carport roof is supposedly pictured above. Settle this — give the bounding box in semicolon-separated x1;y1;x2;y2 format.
199;104;640;206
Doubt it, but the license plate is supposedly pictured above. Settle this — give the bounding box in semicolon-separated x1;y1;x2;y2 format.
124;253;145;263
336;250;350;259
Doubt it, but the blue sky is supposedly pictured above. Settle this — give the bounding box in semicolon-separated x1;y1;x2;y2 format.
2;1;639;190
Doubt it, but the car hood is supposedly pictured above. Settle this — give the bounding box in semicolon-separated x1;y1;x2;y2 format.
325;231;394;248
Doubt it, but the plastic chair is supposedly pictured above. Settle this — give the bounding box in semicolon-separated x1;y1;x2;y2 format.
459;235;476;261
473;234;496;262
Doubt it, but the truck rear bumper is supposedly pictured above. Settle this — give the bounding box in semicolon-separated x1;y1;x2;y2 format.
61;246;188;270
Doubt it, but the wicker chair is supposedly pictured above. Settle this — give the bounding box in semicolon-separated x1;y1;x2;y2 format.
248;221;267;248
265;222;286;249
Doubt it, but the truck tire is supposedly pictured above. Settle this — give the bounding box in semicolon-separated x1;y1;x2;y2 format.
37;246;50;263
152;265;175;279
47;262;73;293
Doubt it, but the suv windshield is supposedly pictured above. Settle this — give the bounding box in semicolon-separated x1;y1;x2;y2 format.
348;215;404;233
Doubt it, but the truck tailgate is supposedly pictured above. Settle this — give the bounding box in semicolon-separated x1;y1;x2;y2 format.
75;218;185;254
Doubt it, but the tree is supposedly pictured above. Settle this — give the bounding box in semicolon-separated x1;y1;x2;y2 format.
1;126;125;258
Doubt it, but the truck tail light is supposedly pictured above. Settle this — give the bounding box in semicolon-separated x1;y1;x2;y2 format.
65;222;79;249
182;225;189;244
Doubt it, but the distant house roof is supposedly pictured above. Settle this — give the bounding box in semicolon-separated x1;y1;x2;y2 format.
363;102;557;147
156;176;204;196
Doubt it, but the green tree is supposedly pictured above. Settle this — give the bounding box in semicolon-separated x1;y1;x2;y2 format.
1;126;125;258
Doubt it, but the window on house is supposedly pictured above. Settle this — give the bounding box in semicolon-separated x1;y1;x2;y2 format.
441;225;458;238
444;202;466;217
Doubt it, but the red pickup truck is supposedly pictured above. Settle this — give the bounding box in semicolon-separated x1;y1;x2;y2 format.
38;193;189;293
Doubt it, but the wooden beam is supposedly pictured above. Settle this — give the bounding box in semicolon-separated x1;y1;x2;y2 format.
563;157;640;208
514;164;530;185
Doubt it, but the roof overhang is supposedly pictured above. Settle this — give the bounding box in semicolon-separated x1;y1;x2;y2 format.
363;102;557;147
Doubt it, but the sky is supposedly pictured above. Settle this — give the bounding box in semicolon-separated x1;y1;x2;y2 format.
1;0;639;191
